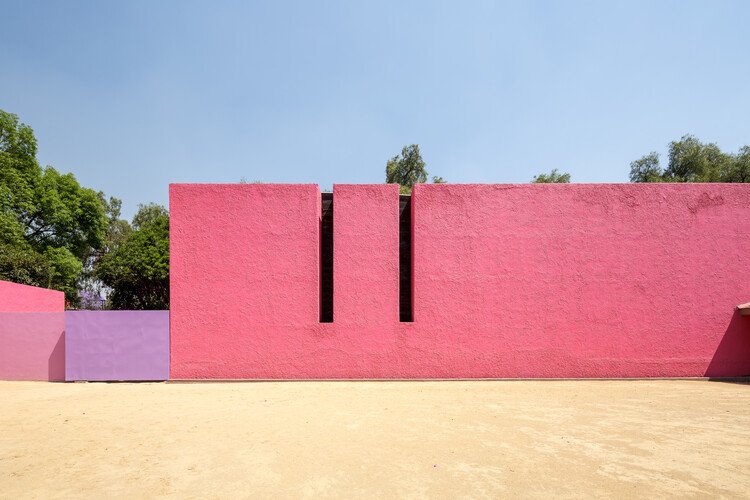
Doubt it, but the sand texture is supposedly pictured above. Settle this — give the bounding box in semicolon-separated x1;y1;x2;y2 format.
1;380;749;498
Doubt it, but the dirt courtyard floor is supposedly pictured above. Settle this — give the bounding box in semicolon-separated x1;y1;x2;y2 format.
1;380;750;498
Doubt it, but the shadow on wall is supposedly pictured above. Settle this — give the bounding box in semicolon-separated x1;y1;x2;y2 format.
706;311;750;377
48;331;65;382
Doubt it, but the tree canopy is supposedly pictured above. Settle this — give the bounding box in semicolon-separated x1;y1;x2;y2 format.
0;110;107;302
532;169;571;183
385;144;445;194
630;135;750;183
94;203;169;310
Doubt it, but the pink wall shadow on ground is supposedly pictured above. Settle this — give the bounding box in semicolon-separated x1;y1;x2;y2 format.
0;281;65;381
170;183;750;379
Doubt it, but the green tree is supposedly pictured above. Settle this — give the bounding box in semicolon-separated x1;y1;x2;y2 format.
95;204;169;309
385;144;445;194
629;152;662;182
532;169;571;183
0;109;107;303
630;135;750;183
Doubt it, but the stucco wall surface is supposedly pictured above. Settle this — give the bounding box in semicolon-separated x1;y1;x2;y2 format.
65;311;169;381
170;184;321;379
0;313;65;381
0;280;64;312
333;184;400;325
170;183;750;379
409;183;750;377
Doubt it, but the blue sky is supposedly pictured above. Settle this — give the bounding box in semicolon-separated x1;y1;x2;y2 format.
2;0;749;218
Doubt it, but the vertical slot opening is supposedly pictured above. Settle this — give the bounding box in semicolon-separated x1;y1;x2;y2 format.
320;192;334;322
399;195;413;322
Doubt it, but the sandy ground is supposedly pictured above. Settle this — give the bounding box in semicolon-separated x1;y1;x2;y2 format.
1;380;749;499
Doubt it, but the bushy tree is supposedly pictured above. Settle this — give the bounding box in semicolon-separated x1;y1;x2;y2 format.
630;135;750;183
385;144;445;194
532;169;571;183
0;109;107;303
95;203;169;309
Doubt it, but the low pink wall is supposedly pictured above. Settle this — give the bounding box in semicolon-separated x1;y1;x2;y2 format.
0;313;65;381
0;280;64;312
170;183;750;379
0;281;65;381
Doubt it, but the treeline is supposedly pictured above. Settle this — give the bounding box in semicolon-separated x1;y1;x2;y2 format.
532;135;750;183
0;110;168;309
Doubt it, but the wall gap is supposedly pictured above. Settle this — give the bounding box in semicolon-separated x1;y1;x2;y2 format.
320;192;334;322
399;195;413;322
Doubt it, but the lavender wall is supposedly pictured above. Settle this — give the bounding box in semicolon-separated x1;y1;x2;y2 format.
65;311;169;381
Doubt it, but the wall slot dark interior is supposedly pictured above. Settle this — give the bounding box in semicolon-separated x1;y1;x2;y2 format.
399;195;413;322
320;192;334;322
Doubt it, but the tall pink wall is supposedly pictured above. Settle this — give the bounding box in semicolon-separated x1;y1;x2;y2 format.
410;184;750;377
170;183;750;379
333;184;399;324
170;184;321;379
0;280;64;312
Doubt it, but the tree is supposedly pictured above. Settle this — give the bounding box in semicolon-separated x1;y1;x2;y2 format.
385;144;445;194
95;204;169;309
629;152;662;182
532;169;571;183
0;109;107;303
630;135;750;183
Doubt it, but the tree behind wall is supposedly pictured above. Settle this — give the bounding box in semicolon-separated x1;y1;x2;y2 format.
94;203;170;309
630;135;750;183
531;169;571;183
385;144;446;194
0;109;107;304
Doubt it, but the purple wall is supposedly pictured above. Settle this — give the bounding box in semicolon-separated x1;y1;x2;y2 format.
65;311;169;381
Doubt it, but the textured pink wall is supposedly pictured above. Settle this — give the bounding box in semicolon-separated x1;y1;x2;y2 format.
170;184;321;379
333;184;399;324
170;183;750;379
409;183;750;377
0;280;64;312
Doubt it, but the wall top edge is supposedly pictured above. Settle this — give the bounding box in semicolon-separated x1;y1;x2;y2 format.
169;183;750;189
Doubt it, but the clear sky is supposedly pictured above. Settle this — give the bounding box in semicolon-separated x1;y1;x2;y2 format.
2;0;749;218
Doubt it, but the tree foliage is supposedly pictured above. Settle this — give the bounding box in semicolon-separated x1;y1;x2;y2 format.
0;109;107;303
95;204;169;309
385;144;445;194
532;169;571;183
630;135;750;183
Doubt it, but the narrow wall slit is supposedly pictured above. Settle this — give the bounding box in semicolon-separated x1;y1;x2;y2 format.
399;195;413;322
320;192;334;322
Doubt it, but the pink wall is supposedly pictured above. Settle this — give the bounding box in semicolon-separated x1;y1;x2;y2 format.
333;184;399;324
0;281;65;381
0;313;65;381
170;183;750;379
170;184;321;379
410;183;750;378
0;280;64;312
